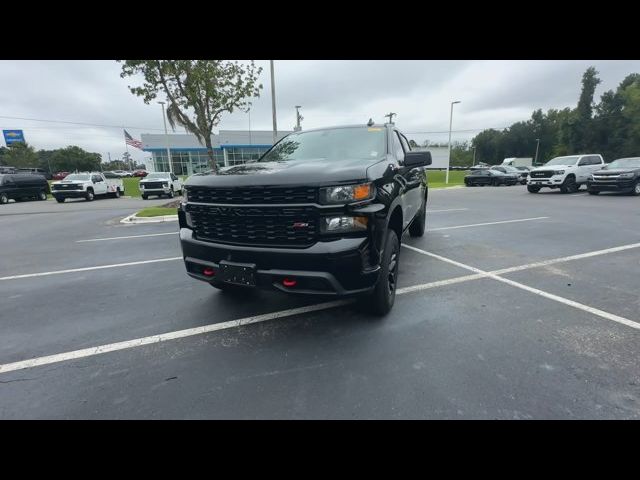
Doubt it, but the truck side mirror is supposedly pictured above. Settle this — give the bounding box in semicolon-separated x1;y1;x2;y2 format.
404;151;432;168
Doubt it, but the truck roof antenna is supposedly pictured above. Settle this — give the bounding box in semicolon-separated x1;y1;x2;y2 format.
367;118;375;127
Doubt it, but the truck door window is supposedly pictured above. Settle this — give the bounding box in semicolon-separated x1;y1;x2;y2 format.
392;132;405;162
399;134;411;152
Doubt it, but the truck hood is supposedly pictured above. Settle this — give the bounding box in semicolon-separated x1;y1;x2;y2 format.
140;177;170;182
593;168;640;175
185;158;375;188
51;179;89;185
531;164;575;171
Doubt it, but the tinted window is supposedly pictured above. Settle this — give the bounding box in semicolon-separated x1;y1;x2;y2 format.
399;133;411;153
591;156;603;165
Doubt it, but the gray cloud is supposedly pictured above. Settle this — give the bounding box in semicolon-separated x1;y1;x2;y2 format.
1;60;639;163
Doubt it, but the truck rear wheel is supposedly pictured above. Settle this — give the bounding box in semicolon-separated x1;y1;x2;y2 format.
0;193;8;204
362;229;399;316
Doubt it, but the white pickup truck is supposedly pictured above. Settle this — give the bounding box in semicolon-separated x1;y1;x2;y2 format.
527;154;605;193
139;172;183;199
50;172;125;203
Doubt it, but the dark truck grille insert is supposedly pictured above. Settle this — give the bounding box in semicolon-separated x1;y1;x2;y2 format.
54;184;82;190
187;186;317;204
143;182;166;189
187;204;318;247
530;170;554;178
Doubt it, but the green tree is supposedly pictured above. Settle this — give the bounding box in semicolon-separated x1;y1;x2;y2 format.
4;142;39;168
0;146;9;165
119;60;263;173
50;146;101;172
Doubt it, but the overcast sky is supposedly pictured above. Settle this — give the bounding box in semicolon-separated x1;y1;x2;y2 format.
1;60;639;164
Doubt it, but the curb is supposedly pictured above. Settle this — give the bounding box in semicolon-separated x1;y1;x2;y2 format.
121;214;179;224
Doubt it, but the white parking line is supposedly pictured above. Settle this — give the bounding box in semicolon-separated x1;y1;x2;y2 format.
0;257;182;281
3;241;640;374
427;208;470;213
430;217;549;231
402;244;640;331
77;232;178;243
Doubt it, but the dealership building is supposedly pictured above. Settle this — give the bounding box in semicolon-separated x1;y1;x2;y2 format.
140;130;450;174
141;130;291;175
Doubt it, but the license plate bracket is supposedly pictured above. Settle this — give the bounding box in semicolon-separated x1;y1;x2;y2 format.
219;260;257;287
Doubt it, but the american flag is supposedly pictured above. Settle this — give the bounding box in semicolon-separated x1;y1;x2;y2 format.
124;130;143;150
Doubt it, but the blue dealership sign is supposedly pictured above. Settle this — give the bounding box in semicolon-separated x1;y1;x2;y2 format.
3;130;25;145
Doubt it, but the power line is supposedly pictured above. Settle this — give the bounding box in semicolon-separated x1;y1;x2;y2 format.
0;115;165;132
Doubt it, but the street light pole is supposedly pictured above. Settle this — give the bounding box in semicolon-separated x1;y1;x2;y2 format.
446;100;461;184
270;60;278;144
534;138;540;166
158;101;173;174
472;147;476;166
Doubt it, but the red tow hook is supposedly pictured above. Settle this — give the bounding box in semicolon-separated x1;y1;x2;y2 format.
203;267;215;277
282;278;297;288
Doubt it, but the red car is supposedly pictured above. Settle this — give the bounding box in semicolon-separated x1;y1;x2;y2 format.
53;171;69;180
133;170;148;177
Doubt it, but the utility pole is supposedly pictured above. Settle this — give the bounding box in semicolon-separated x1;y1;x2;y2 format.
158;101;173;174
385;112;396;125
472;147;476;166
446;100;461;184
534;138;540;165
294;105;303;131
270;60;278;144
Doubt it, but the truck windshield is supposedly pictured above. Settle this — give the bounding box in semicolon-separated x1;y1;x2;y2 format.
64;174;91;181
258;127;386;163
545;156;580;166
605;158;640;169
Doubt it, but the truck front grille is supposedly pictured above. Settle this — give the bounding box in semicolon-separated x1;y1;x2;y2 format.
53;184;82;190
187;186;318;204
529;170;554;179
143;182;165;189
186;204;318;247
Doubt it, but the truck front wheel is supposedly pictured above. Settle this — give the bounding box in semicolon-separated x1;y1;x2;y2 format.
362;229;399;316
85;189;94;201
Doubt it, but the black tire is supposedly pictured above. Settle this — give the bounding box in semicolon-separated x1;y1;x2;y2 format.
111;188;121;198
588;189;600;195
38;190;47;201
632;180;640;197
167;188;175;198
141;194;148;200
85;189;95;201
408;197;426;237
362;229;400;316
55;196;65;203
560;176;578;194
527;185;541;193
0;193;8;205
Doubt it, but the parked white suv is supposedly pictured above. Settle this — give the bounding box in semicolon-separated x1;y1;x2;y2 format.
139;172;183;199
527;154;605;193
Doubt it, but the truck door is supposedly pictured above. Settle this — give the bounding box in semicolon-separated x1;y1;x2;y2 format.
92;174;107;195
392;131;422;229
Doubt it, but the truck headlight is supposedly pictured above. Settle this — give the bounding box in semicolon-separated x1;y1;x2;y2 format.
140;184;145;189
320;183;374;204
162;183;169;188
554;170;565;175
320;216;368;233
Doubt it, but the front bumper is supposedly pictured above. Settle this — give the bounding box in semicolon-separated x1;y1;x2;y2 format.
179;228;380;296
140;187;172;195
587;180;636;192
528;175;564;187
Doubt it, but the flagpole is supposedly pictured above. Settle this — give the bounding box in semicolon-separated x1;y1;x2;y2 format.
123;128;131;171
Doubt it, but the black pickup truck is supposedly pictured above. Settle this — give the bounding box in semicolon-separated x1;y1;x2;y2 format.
178;123;432;315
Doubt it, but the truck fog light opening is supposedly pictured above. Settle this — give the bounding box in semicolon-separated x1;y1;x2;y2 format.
282;278;297;288
203;267;215;277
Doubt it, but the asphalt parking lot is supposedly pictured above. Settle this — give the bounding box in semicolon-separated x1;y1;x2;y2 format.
1;185;639;419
